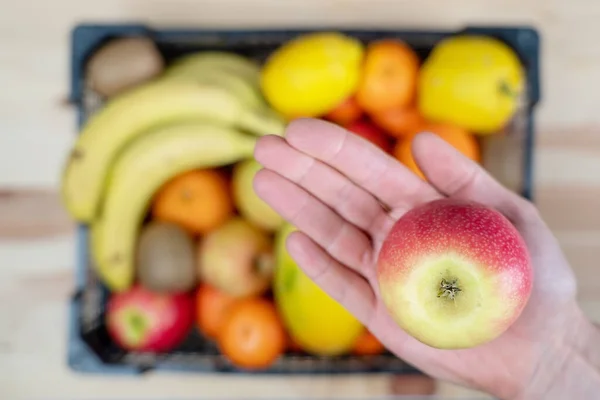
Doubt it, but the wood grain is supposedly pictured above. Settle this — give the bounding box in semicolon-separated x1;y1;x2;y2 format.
0;189;73;239
538;186;600;231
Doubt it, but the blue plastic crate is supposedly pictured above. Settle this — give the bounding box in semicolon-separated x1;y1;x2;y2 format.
67;23;541;375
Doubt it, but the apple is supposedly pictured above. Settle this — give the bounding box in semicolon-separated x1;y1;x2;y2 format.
377;198;533;350
347;120;392;153
232;159;284;232
197;217;274;298
106;285;194;352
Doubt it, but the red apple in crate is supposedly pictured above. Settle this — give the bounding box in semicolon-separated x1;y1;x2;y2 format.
106;285;194;352
324;96;363;126
377;198;533;350
347;120;392;153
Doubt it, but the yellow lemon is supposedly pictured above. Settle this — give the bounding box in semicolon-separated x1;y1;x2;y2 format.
273;223;363;356
418;35;525;135
260;32;364;119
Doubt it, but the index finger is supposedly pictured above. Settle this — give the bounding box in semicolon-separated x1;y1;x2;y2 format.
284;118;440;213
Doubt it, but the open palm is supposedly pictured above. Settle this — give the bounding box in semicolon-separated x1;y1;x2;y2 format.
253;118;579;399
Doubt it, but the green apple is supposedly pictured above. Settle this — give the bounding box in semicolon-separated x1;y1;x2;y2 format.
197;217;274;298
232;158;284;231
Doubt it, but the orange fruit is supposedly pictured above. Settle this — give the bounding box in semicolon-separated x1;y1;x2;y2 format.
370;107;426;138
218;298;286;370
195;283;240;339
393;122;480;180
356;39;420;113
352;329;385;356
324;96;363;126
151;169;233;235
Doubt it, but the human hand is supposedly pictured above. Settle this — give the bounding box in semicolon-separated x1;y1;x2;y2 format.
253;118;586;399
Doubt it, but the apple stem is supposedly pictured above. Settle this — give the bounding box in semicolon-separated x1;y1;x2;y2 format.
438;278;461;301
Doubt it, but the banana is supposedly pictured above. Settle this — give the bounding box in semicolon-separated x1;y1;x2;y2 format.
164;66;265;109
91;121;257;292
166;51;261;87
62;78;285;222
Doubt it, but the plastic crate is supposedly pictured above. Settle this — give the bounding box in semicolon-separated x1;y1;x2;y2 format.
67;23;541;375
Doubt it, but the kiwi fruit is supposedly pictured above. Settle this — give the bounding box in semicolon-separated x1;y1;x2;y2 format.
86;36;165;97
137;221;197;293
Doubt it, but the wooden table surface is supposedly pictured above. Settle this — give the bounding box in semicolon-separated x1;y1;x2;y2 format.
2;0;600;398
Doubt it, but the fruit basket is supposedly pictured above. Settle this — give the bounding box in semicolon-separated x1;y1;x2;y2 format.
66;23;541;375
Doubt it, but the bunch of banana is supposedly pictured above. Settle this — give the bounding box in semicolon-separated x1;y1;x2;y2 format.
60;51;285;292
91;122;257;291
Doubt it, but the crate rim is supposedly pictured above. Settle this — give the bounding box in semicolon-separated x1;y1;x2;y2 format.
69;23;541;105
67;22;541;375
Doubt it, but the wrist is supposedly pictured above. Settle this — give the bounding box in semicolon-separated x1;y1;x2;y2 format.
515;303;600;399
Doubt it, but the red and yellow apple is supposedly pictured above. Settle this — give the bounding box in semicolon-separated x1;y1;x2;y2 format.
106;285;194;352
377;198;533;349
197;217;275;298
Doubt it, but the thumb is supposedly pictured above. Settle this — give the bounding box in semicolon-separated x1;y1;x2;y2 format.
411;132;536;224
